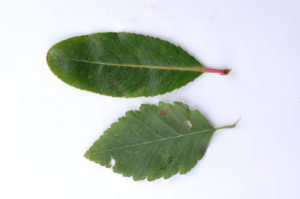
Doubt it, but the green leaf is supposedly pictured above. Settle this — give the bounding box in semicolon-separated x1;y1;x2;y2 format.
47;32;229;97
85;101;236;181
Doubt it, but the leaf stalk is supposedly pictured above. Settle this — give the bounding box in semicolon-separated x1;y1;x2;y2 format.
215;118;240;131
200;68;231;75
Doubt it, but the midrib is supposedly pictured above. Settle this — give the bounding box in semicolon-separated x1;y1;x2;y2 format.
92;128;215;154
89;122;236;154
51;57;205;72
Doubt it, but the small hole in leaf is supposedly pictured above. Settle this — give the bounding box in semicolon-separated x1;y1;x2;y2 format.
186;120;192;128
110;157;116;167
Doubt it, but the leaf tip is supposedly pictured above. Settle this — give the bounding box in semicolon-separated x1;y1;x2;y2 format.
83;151;91;160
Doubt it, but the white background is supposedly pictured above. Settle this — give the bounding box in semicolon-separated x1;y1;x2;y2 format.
0;0;299;198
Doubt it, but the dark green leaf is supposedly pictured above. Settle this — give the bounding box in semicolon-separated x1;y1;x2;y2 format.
47;32;228;97
85;101;236;181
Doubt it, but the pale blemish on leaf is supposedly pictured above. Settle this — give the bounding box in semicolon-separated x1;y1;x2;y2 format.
186;120;192;128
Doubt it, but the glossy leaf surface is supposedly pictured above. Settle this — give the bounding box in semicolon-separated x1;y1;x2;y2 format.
85;102;236;181
47;32;205;97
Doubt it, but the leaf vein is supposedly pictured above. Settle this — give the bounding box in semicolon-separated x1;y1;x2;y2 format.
90;128;215;154
50;57;204;72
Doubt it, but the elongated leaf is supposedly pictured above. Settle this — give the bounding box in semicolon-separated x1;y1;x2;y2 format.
85;102;236;181
47;32;229;97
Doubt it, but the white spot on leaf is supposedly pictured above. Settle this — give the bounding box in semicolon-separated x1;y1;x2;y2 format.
186;120;192;128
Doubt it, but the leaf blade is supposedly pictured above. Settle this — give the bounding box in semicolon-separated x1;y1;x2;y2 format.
84;101;235;181
47;32;204;97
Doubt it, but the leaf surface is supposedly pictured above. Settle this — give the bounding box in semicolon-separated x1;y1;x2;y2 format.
85;101;236;181
47;32;206;97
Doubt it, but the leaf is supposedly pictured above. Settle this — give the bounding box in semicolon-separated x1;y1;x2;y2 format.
47;32;229;97
84;101;236;181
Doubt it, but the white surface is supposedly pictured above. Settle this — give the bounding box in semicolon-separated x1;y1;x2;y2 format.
1;0;300;198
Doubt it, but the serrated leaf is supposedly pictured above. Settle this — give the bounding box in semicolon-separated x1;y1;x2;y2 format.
47;32;229;97
85;101;236;181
